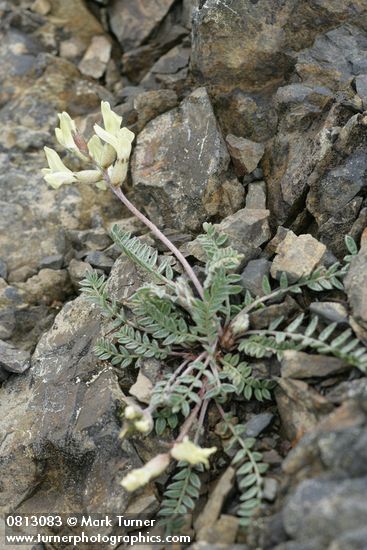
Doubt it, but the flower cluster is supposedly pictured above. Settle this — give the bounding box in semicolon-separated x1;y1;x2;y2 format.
124;403;154;434
42;101;134;190
120;437;217;492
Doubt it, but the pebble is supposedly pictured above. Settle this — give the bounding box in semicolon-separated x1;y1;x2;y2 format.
0;339;31;374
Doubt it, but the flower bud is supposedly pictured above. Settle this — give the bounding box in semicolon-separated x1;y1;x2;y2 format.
75;170;102;184
108;160;128;186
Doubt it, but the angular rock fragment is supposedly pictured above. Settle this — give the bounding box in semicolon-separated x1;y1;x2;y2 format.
225;135;265;177
281;351;348;379
344;230;367;330
132;87;244;232
0;340;30;374
270;232;326;282
109;0;175;51
78;36;112;79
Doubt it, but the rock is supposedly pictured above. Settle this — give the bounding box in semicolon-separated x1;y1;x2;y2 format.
39;254;64;270
0;308;16;340
225;135;265;177
0;340;30;374
195;467;235;541
0;259;8;280
270;232;326;282
296;25;367;91
309;302;349;324
215;89;278;143
67;228;112;251
122;24;188;83
215;207;271;256
275;378;333;441
246;181;267;210
263;478;279;503
84;251;115;274
109;0;175;51
344;230;367;330
129;371;153;405
132;88;244;232
240;258;271;297
182;0;199;29
106;255;150;303
78;36;112;79
191;0;365;92
141;44;191;93
15;269;73;306
199;514;239;545
355;74;367;109
31;0;51;16
282;477;367;546
281;351;348;379
68;259;93;289
133;89;178;131
245;413;274;437
249;295;300;330
8;266;37;284
0;297;158;526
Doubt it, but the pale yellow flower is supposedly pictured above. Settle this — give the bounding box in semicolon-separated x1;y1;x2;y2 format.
87;135;116;168
75;170;102;184
55;112;77;150
171;437;217;468
42;147;76;189
121;454;170;492
94;125;134;161
107;159;128;186
101;101;122;134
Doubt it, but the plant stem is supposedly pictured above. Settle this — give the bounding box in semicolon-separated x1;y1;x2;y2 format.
109;184;205;300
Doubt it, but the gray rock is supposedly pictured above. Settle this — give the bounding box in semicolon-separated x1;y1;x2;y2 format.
249;295;301;330
246;181;267;210
67;228;112;251
0;259;7;280
240;258;271;297
0;297;158;523
132;88;244;232
330;527;367;550
84;251;115;273
0;339;30;373
191;0;364;91
0;308;16;340
309;302;349;324
263;478;279;502
109;0;175;51
296;25;367;91
281;351;348;379
68;259;93;289
345;233;367;330
271;232;326;282
282;477;367;544
355;74;367;109
216;207;271;258
275;378;332;440
39;254;64;270
14;269;73;306
225;135;265;177
78;35;111;79
215;89;278;143
245;413;274;437
141;45;191;92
